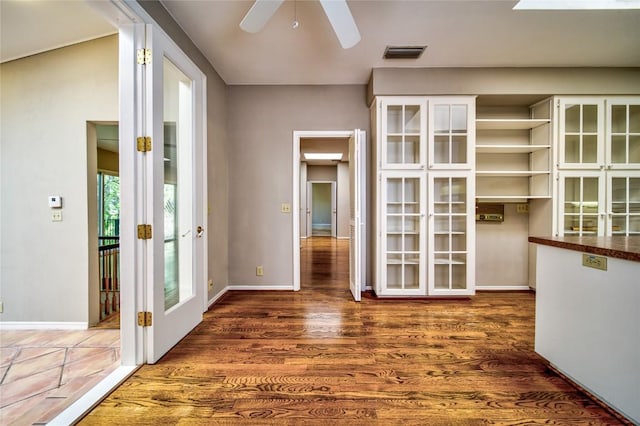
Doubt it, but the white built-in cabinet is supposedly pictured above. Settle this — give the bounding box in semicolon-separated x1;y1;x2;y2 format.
557;97;640;236
373;96;475;297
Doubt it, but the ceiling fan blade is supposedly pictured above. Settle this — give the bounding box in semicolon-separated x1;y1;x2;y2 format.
319;0;361;49
240;0;285;33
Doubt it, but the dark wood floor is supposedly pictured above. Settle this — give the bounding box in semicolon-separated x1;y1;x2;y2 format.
81;237;627;425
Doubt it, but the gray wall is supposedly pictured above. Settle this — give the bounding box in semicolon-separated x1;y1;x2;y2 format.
227;85;370;286
139;1;229;300
0;36;118;323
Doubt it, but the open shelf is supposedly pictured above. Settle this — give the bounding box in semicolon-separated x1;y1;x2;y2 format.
475;118;550;130
476;170;550;177
476;144;551;154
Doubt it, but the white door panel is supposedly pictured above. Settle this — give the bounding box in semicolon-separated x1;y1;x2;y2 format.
145;26;206;363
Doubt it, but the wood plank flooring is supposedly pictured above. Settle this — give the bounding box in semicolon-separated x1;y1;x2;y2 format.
80;237;628;425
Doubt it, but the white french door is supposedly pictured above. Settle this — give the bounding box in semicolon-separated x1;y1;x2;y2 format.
144;26;206;363
349;130;365;301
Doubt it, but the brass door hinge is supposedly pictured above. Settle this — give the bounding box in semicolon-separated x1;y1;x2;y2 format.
137;311;152;327
137;224;152;240
137;48;152;65
137;136;151;152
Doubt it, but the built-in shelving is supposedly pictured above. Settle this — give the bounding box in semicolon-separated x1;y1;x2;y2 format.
475;100;553;200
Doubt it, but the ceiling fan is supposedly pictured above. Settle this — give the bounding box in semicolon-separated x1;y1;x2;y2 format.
239;0;361;49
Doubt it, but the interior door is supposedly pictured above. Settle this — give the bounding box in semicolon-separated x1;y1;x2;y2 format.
145;26;206;363
349;129;364;301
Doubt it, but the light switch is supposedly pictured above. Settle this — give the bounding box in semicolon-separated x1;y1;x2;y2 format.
48;195;62;208
281;203;291;213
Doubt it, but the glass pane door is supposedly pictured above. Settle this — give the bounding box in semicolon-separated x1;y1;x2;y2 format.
559;172;604;236
380;172;425;295
559;99;604;167
429;174;472;294
609;101;640;167
429;98;473;169
381;99;426;169
146;27;206;364
608;173;640;236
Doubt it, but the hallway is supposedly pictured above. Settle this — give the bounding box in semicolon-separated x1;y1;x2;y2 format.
80;238;625;424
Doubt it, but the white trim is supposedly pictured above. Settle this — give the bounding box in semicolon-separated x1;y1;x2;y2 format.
48;366;138;426
207;287;228;308
475;285;532;291
337;236;351;240
227;285;295;291
0;322;88;330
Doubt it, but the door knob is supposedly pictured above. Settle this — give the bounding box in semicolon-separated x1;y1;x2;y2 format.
196;226;205;238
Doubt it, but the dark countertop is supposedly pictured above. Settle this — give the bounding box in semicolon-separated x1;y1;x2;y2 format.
528;236;640;263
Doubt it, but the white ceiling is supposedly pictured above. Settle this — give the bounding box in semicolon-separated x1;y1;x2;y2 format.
1;0;639;85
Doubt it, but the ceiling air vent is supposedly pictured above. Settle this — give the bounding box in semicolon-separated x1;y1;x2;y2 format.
383;46;426;60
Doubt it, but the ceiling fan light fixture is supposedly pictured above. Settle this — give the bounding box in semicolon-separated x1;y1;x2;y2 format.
384;46;427;60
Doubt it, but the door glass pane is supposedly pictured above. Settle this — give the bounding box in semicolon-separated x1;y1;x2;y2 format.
611;178;627;207
565;135;579;163
163;57;193;311
611;136;626;163
630;105;640;133
583;135;598;163
611;105;627;133
451;136;467;164
565;104;580;133
583;104;598;133
405;105;420;133
387;105;402;134
451;105;467;133
434;105;449;133
629;136;640;163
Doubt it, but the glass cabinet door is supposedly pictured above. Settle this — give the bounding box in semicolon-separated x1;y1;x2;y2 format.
380;172;426;295
428;173;474;295
608;100;640;168
608;172;640;236
428;98;474;170
558;98;605;168
380;98;426;169
558;172;605;236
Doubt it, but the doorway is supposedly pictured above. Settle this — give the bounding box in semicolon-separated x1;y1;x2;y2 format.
308;181;337;237
292;130;366;300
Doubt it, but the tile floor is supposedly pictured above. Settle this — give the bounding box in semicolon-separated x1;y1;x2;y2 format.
0;329;120;425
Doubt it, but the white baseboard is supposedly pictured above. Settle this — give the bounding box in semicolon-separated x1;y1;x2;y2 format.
0;321;88;330
227;284;295;291
475;285;532;291
49;365;139;426
208;286;229;308
337;236;350;240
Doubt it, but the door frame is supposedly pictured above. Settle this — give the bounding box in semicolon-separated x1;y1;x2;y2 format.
292;130;366;293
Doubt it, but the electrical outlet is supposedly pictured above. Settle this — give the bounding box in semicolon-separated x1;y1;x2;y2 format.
208;279;214;290
0;301;3;313
51;210;63;221
256;266;264;276
281;203;291;213
516;204;529;214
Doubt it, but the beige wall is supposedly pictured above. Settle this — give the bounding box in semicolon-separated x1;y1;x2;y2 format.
0;36;118;323
368;67;640;103
139;1;230;300
227;85;370;286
